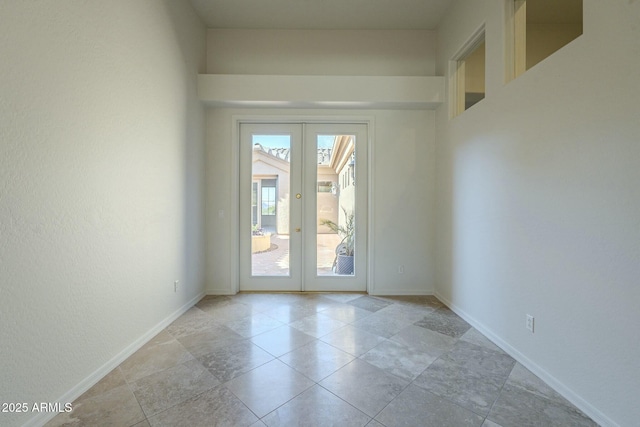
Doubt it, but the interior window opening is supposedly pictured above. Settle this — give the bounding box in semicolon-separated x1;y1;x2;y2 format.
450;27;486;118
510;0;583;79
463;41;486;111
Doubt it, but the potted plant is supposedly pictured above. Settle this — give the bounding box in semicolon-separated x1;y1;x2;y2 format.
251;225;271;253
320;207;355;275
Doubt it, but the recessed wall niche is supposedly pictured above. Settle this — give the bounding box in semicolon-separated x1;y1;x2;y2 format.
508;0;583;80
450;26;486;118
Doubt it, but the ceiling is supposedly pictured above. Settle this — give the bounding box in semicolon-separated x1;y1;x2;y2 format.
189;0;454;30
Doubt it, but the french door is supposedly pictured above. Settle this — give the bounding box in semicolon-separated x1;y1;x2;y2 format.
239;122;368;292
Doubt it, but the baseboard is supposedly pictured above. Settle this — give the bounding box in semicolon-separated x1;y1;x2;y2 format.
206;288;435;297
206;287;237;295
433;291;619;427
204;288;435;296
370;288;435;296
24;292;205;427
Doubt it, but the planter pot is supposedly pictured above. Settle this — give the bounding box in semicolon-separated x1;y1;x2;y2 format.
251;234;271;253
336;254;354;275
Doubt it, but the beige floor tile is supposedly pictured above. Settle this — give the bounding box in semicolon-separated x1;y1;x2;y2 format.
319;302;373;323
250;324;316;357
389;324;457;359
131;359;220;417
319;324;387;356
225;359;314;418
459;328;506;354
197;340;274;382
223;312;284;338
45;384;145;427
375;384;484;427
176;326;244;358
279;340;355;381
147;385;258;427
165;307;219;339
55;293;597;427
261;385;371;427
288;312;347;338
320;359;408;417
488;383;598;427
351;311;414;338
360;339;437;381
75;367;127;403
119;333;194;383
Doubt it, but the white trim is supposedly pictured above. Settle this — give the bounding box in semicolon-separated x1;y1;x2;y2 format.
24;292;205;427
366;117;375;295
513;0;527;78
433;291;620;427
230;117;240;294
238;123;304;292
504;0;516;83
198;75;444;110
449;23;486;118
371;288;435;296
301;122;307;292
230;114;375;295
206;288;236;296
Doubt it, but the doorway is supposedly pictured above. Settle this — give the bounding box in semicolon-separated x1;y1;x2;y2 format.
239;123;368;292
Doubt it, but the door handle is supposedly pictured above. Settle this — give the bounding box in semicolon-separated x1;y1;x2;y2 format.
296;193;302;199
295;227;301;232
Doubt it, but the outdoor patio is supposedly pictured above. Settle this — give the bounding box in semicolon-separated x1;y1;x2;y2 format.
252;234;343;276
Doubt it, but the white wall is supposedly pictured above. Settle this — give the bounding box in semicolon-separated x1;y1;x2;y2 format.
435;1;640;426
204;29;438;295
205;108;436;296
207;29;437;76
0;1;205;426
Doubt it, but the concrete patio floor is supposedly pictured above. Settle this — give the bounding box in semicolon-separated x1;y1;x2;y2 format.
251;234;343;276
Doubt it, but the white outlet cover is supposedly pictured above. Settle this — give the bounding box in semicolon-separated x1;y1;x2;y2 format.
526;315;535;332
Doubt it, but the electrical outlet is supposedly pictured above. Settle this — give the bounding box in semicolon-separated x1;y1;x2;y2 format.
174;280;179;292
397;265;405;274
526;314;535;333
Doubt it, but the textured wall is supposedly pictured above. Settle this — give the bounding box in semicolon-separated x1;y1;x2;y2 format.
435;1;640;426
204;28;438;295
205;108;436;296
0;1;205;426
207;29;437;76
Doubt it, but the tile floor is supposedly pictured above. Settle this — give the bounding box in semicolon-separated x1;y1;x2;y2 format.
46;293;598;427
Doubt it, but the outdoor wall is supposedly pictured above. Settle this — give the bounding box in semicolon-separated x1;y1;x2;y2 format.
435;1;640;426
0;2;206;426
205;108;436;296
317;167;339;234
207;29;437;76
251;154;291;235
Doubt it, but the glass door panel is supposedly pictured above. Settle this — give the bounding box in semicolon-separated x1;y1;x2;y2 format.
239;124;302;291
304;124;367;292
239;122;367;292
316;135;356;276
252;157;288;276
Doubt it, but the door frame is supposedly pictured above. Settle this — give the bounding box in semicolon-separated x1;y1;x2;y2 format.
230;114;375;294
